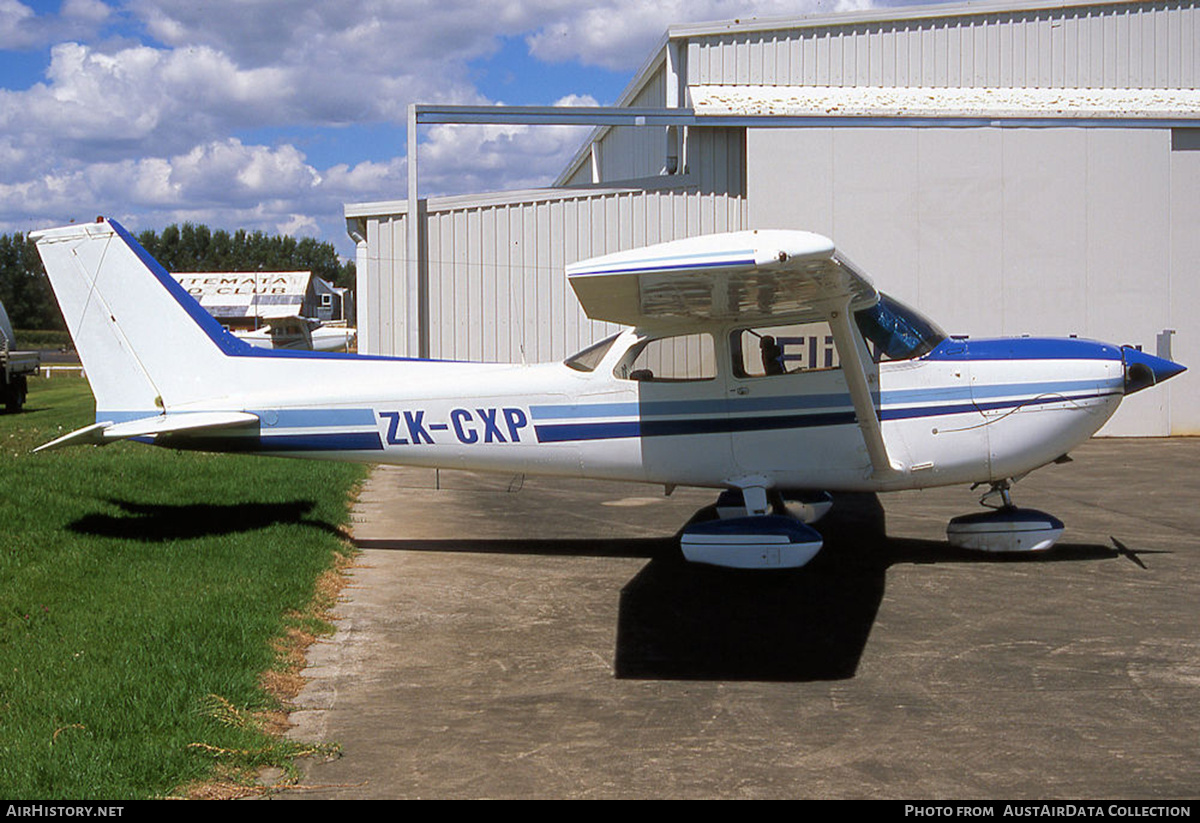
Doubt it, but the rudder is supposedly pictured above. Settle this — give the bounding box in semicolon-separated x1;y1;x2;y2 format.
33;218;244;419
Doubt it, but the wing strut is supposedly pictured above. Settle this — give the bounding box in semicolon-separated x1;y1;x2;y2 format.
826;298;896;478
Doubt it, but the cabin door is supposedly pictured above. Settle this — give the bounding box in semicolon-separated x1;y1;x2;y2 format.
724;321;872;480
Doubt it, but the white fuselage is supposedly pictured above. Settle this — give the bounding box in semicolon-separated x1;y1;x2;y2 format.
150;326;1125;495
34;218;1135;498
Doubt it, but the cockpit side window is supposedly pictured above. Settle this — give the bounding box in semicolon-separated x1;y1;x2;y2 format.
615;332;716;382
853;294;947;362
730;322;840;379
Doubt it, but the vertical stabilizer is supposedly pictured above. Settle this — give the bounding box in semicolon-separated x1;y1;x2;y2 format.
33;218;248;418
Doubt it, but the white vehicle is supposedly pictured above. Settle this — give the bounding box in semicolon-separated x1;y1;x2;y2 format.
32;218;1184;569
0;298;39;413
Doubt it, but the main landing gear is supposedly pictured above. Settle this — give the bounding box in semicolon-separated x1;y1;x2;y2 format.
680;488;833;570
945;479;1065;553
679;478;1066;569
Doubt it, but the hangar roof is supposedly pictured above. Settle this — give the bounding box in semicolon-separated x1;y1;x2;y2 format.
664;0;1151;38
555;0;1200;186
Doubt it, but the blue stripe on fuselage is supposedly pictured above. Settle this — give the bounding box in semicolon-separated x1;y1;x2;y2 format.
255;432;384;451
96;408;384;452
250;408;378;427
530;392;853;421
529;382;1121;444
529;377;1122;426
534;410;859;443
162;431;385;453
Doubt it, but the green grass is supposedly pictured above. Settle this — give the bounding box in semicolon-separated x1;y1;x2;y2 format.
13;330;72;350
0;376;367;798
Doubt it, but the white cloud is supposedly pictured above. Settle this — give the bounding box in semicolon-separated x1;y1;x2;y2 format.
61;0;111;25
417;94;596;195
0;40;296;165
0;0;910;248
321;158;406;198
525;0;861;70
171;140;320;201
0;0;35;49
1;139;324;227
0;0;111;49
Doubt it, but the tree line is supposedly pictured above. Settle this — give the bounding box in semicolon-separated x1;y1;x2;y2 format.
0;223;356;331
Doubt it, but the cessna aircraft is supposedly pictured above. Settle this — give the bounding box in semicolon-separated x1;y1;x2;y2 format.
32;218;1184;569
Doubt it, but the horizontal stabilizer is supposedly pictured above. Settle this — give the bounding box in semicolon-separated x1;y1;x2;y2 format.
35;411;259;453
33;422;113;452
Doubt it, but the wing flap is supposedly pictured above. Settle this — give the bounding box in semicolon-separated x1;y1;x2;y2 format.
567;230;877;327
34;411;260;453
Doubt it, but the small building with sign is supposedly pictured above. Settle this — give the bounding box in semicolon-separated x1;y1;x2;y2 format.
174;272;353;332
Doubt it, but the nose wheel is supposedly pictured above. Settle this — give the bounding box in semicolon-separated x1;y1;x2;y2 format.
947;479;1064;553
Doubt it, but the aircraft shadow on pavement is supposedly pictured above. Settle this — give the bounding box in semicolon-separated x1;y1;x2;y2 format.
616;493;891;682
69;498;342;542
613;493;1119;682
356;493;1125;683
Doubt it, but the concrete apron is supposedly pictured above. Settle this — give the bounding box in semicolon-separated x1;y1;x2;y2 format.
281;439;1200;799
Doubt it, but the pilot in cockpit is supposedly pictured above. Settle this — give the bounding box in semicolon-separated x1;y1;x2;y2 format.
760;335;785;375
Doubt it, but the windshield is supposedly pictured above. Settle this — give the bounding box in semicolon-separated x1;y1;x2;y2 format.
853;293;946;362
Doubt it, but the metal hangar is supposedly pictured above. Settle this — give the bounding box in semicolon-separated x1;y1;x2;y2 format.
346;0;1200;436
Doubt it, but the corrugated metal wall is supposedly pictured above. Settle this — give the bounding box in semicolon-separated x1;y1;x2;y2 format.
353;138;746;362
590;67;670;182
565;3;1200;193
686;1;1200;90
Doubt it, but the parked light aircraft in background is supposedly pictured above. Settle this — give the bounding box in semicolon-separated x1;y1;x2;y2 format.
32;218;1184;569
233;316;357;353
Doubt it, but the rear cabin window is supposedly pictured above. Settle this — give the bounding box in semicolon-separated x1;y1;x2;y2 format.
616;333;716;382
564;333;620;372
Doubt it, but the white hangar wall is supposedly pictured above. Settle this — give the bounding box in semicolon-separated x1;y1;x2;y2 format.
564;67;673;185
349;128;746;362
351;0;1199;436
746;124;1198;436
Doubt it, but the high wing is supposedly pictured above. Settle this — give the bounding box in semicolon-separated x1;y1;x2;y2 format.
566;229;878;328
568;230;894;475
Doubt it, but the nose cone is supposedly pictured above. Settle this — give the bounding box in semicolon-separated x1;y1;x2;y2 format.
1123;346;1187;395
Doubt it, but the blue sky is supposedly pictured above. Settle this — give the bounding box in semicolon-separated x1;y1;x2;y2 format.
0;0;951;255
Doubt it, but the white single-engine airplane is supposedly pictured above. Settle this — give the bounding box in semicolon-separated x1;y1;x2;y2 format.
33;218;1185;569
